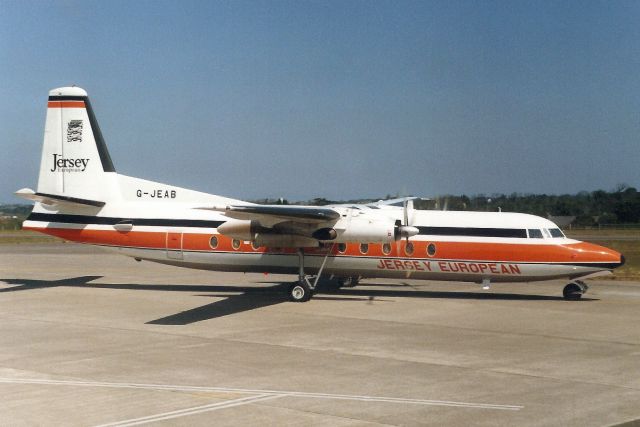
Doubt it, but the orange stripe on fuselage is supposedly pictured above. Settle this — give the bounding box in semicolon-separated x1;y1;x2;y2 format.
22;226;621;265
47;101;85;108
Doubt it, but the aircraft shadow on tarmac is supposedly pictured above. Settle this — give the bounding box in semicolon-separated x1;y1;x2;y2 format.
0;276;597;324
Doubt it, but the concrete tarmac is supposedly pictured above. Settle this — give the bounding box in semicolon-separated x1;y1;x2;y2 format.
1;243;639;426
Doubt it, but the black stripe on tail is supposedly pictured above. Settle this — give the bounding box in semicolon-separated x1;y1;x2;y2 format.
48;95;116;173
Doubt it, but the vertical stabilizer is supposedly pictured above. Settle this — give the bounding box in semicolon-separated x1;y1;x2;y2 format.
37;87;117;202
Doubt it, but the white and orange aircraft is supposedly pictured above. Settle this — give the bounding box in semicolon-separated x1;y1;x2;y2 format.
17;87;625;302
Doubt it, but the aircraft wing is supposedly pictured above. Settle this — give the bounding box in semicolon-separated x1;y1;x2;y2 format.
197;204;341;224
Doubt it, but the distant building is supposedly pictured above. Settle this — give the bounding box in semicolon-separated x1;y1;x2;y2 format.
548;215;576;228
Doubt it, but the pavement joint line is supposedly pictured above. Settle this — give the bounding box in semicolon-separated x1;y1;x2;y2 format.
0;378;523;411
280;311;640;348
93;393;281;427
485;368;640;392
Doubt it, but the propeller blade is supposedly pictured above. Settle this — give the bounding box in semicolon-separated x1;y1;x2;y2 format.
403;198;408;226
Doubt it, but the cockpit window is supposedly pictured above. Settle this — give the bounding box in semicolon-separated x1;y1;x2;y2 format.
550;228;564;238
542;228;552;238
528;229;543;239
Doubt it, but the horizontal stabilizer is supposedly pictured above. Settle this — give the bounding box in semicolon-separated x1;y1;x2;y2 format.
15;188;105;208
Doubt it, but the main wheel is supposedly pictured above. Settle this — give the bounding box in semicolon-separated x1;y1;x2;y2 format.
563;283;583;300
340;276;359;288
289;282;312;302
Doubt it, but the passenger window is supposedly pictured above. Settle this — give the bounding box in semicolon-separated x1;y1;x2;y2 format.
337;243;347;253
382;243;392;255
550;228;564;238
528;229;543;239
405;242;414;256
360;243;369;254
427;243;436;257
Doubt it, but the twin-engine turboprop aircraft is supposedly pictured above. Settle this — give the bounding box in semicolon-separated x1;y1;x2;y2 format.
17;87;625;302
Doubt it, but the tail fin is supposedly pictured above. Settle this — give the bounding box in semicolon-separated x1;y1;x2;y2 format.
36;86;117;203
20;86;243;209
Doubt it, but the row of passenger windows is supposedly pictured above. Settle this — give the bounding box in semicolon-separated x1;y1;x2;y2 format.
209;236;261;251
339;242;437;256
209;236;438;257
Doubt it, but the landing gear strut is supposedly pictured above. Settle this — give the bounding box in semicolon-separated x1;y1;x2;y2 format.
288;247;332;302
563;280;589;300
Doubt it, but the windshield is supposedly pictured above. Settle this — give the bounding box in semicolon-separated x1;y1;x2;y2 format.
549;228;565;238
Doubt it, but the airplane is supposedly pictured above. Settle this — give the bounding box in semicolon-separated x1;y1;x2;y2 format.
16;86;625;302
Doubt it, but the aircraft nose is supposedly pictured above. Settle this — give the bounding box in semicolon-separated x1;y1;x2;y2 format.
570;242;624;269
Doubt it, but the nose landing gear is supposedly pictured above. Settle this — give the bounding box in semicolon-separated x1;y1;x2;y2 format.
563;280;589;300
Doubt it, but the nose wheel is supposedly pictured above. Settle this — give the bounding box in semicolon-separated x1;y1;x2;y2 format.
563;281;589;300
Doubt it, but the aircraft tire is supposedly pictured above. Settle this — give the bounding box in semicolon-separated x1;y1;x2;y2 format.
563;283;583;300
340;277;359;288
289;282;312;302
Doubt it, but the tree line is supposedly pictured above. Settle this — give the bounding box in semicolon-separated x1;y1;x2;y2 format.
419;187;640;225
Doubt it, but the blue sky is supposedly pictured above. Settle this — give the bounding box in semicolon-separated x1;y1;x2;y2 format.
1;0;639;203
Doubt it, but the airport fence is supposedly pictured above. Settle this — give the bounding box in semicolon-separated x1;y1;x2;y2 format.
565;224;640;231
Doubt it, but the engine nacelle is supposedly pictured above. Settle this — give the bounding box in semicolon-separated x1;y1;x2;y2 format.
335;218;395;243
219;218;398;246
218;220;320;247
311;227;338;241
217;220;259;241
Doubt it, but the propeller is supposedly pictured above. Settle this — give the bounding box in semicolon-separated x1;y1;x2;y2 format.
435;196;449;211
398;199;419;279
395;198;419;242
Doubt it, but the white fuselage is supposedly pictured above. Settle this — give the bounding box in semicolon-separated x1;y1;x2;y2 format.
23;174;622;285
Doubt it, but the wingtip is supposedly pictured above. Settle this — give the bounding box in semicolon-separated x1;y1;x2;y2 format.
15;188;36;196
15;188;36;201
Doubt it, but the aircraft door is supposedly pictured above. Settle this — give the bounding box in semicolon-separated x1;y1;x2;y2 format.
166;231;184;260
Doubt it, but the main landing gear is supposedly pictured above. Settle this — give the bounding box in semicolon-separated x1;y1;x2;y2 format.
563;280;589;300
289;247;333;302
337;276;360;288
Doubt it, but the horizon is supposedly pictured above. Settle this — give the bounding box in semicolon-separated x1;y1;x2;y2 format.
3;185;637;208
